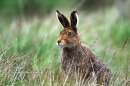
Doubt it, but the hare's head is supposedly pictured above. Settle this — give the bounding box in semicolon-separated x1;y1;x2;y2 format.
56;10;81;48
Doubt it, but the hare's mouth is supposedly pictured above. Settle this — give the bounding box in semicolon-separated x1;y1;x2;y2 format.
56;42;73;48
56;42;66;48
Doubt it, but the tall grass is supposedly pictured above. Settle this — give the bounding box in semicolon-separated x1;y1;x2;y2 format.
0;7;130;85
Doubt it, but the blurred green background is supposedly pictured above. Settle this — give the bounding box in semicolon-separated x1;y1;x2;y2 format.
0;0;130;85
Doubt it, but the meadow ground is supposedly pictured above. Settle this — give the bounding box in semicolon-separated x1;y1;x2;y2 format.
0;7;130;86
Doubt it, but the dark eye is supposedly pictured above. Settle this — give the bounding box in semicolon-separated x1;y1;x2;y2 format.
67;32;72;36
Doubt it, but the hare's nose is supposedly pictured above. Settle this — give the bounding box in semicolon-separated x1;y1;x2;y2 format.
57;40;61;44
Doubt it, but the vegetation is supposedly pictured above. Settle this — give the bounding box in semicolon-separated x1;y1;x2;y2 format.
0;0;130;86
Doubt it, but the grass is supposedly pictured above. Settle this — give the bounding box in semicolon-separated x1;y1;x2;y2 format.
0;7;130;86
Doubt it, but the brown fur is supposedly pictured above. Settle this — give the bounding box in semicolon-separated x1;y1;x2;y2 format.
56;10;112;85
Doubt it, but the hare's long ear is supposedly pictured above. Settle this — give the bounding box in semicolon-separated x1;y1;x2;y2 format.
70;11;79;32
56;10;70;28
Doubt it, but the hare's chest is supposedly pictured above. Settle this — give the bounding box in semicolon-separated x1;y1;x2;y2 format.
60;53;79;72
60;52;89;74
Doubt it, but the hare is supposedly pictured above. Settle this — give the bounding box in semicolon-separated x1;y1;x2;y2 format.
56;10;112;86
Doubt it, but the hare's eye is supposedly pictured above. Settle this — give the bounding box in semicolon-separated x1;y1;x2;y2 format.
67;32;72;36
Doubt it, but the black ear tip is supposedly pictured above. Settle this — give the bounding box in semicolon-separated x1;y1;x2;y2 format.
73;11;77;12
71;11;78;14
56;10;61;14
56;10;59;12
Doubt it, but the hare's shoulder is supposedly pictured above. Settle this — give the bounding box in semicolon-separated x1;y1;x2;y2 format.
81;43;90;49
81;43;94;55
81;43;107;66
